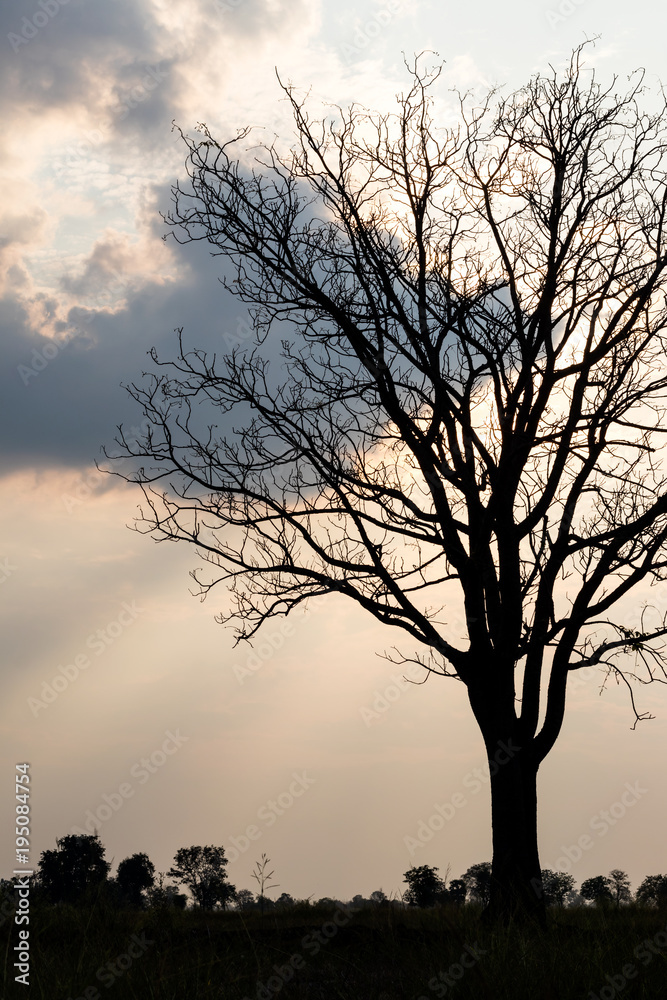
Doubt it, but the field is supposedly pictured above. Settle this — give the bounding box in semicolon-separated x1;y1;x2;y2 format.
3;900;667;1000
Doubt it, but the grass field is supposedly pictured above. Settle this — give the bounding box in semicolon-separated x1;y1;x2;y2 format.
2;900;667;1000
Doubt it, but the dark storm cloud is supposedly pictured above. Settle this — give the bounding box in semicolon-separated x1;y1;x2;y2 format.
0;234;256;473
2;0;179;147
3;1;154;107
2;0;312;145
0;0;319;476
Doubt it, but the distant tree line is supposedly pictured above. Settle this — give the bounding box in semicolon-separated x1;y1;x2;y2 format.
1;835;666;912
402;864;667;909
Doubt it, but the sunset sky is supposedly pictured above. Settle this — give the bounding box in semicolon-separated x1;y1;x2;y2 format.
2;0;667;903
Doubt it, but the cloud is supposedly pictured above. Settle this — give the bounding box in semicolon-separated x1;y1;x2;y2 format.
0;0;436;483
1;0;319;148
208;0;314;40
1;1;159;119
0;219;257;474
59;228;173;302
0;206;50;293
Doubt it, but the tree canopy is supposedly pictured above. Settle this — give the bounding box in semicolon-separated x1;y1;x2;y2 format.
636;873;667;907
36;834;110;905
539;870;575;907
580;875;614;906
403;864;447;907
116;852;156;908
167;845;236;910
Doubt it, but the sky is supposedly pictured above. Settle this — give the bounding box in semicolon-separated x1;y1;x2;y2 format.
2;0;667;904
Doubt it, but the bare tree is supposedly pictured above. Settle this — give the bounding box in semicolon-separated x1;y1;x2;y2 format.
110;44;667;923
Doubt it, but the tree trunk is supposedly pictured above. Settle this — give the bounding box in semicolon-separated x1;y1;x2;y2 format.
483;738;546;927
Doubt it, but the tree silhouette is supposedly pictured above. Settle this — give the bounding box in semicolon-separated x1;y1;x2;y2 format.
607;869;632;907
275;891;295;908
36;834;110;905
167;845;236;910
448;879;467;906
461;862;492;905
146;872;188;910
580;875;613;906
116;852;156;908
403;865;447;907
539;870;575;907
636;873;667;908
235;888;256;910
110;44;667;922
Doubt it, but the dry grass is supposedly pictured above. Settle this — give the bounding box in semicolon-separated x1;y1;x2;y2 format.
2;899;667;999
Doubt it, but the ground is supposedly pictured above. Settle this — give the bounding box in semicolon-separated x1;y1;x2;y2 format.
3;900;667;999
